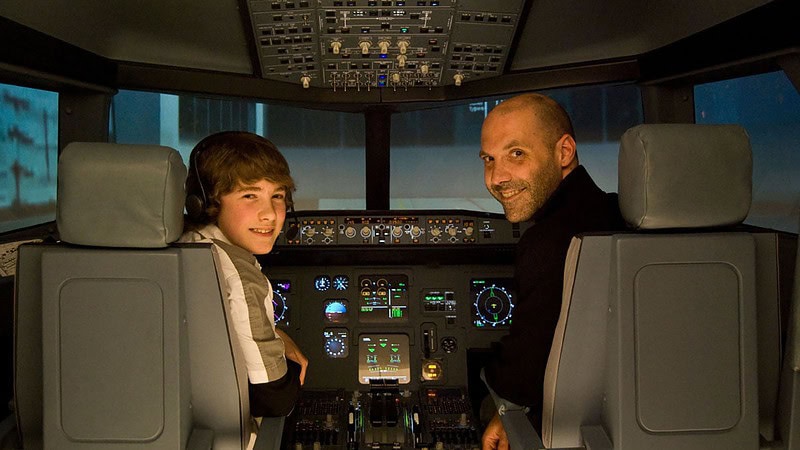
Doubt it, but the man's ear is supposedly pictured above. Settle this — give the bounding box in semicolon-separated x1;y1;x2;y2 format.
557;134;577;169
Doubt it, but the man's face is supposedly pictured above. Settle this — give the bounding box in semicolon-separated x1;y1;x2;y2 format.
217;179;287;255
480;108;563;223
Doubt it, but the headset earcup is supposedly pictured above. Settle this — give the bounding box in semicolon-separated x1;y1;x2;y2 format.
185;194;205;220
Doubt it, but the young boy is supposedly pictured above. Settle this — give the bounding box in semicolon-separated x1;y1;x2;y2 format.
180;131;307;420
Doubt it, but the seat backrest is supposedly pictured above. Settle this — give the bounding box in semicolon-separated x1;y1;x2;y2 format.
542;124;778;450
777;218;800;450
14;142;249;449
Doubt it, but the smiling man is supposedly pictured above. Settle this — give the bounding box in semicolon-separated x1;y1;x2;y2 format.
479;93;625;450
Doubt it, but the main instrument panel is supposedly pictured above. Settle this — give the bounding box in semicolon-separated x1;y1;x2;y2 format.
261;211;527;450
245;0;528;89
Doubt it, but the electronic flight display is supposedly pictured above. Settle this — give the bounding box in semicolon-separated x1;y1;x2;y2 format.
323;328;349;359
470;278;515;328
358;274;409;323
272;279;292;326
324;299;349;323
358;334;411;384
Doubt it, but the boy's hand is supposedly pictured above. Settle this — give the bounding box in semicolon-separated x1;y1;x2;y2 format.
276;328;309;385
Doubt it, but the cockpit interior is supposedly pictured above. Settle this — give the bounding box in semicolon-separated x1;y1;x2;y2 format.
0;0;799;449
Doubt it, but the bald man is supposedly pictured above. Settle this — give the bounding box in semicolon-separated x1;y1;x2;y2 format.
479;93;625;450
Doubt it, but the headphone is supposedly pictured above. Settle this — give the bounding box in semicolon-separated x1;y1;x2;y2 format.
185;139;301;241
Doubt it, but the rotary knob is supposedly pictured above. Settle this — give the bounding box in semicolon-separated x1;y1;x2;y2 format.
360;226;372;238
397;40;409;55
344;226;356;239
378;40;390;55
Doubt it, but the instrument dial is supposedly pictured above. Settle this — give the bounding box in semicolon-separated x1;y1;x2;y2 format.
314;275;331;291
441;336;458;354
473;284;514;327
325;337;346;357
273;291;288;324
333;274;349;291
323;329;349;358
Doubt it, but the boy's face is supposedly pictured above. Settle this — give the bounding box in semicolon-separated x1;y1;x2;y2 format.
217;178;287;255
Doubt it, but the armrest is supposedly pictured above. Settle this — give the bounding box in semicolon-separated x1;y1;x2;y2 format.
481;368;545;449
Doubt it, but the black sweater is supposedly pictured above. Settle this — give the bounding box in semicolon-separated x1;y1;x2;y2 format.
484;165;625;419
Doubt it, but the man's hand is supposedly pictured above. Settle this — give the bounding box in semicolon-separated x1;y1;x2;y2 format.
482;412;509;450
276;328;308;385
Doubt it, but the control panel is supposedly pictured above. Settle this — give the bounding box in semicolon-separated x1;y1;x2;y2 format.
279;211;524;246
281;387;480;449
261;210;523;449
245;0;528;89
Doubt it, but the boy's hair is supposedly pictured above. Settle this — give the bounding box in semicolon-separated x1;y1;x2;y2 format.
185;131;295;226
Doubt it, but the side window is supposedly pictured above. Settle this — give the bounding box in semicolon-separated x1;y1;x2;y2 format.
695;71;800;232
0;83;59;233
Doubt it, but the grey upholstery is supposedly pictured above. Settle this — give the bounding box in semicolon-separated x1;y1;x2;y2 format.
14;142;258;449
618;124;752;229
531;124;791;449
777;220;800;450
57;142;186;247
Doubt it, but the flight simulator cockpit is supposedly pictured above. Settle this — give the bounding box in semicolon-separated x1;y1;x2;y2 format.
260;210;529;449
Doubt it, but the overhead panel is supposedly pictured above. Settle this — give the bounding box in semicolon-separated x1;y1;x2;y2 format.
246;0;526;90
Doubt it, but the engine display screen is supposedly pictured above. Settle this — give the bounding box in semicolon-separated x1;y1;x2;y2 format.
358;274;409;323
358;334;410;384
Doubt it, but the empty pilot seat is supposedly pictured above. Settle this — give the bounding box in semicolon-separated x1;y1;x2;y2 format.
778;216;800;450
13;142;259;449
533;124;772;450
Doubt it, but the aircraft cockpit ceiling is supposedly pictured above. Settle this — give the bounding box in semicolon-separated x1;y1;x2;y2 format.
0;0;796;106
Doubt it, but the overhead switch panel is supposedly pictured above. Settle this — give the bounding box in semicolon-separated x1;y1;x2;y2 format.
246;0;527;89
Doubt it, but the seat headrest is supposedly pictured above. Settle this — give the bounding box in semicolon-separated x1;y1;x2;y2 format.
618;124;752;230
57;142;187;248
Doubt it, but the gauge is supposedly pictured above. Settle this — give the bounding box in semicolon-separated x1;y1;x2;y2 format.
314;274;331;291
333;275;350;291
441;336;458;354
325;338;346;357
324;299;349;323
473;284;514;327
273;291;288;324
323;328;349;358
